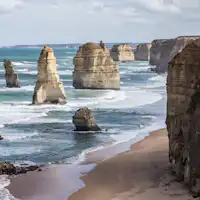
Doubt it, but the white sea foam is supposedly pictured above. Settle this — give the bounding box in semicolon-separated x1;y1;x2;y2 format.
0;175;20;200
0;85;34;92
2;131;39;141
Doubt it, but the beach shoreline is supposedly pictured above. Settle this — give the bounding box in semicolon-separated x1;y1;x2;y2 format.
6;128;193;200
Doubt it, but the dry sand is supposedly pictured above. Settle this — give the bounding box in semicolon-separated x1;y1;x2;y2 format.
69;129;194;200
8;129;194;200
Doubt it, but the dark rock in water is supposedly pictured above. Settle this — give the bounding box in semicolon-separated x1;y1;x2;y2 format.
166;39;200;197
4;59;20;88
73;108;101;132
0;135;3;140
0;162;39;175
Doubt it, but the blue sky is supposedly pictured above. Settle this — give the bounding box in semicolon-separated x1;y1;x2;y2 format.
0;0;200;45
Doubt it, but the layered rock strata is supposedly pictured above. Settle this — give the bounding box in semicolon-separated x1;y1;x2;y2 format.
73;108;101;132
32;46;67;105
110;44;134;61
73;42;120;89
150;36;200;73
134;43;151;61
4;59;20;88
166;39;200;197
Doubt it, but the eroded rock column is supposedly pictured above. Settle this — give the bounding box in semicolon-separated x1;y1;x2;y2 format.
32;46;67;105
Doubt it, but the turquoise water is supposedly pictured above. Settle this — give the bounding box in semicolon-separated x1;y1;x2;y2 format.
0;46;166;165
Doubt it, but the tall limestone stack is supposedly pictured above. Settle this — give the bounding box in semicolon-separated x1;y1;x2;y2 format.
4;59;20;88
110;44;134;61
73;42;120;90
166;39;200;197
32;46;67;105
150;36;200;73
134;43;151;61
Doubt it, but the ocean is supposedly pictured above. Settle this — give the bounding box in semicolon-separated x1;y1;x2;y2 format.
0;45;166;199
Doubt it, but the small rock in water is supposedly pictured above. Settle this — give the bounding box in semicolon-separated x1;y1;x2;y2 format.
0;135;3;140
73;107;101;132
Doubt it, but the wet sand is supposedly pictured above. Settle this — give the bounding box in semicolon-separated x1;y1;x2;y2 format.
7;129;194;200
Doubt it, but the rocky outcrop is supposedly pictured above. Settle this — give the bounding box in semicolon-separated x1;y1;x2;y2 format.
0;135;3;140
110;44;134;61
166;39;200;197
0;162;39;175
73;108;101;132
32;46;67;105
150;36;200;73
4;59;20;88
73;42;120;90
134;43;151;61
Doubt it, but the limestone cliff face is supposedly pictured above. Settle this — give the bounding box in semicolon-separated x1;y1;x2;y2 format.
166;39;200;197
73;42;120;90
4;59;20;88
134;43;151;61
110;44;134;61
32;46;67;105
150;36;200;73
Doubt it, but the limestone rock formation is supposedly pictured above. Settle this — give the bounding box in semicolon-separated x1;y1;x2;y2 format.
73;42;120;89
150;36;200;73
135;43;151;61
0;162;39;175
32;46;67;105
166;39;200;197
4;59;20;88
110;44;134;61
73;108;101;132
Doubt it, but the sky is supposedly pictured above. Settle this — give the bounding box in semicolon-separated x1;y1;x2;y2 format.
0;0;200;45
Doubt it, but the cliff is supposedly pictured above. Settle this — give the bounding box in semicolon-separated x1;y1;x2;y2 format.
150;36;200;73
4;59;20;88
32;46;67;105
110;44;134;61
73;42;120;90
166;39;200;197
134;43;151;61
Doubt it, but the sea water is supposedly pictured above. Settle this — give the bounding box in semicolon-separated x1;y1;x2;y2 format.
0;46;167;199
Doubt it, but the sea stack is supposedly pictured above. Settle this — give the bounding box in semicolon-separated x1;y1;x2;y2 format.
32;46;67;105
4;59;20;88
73;108;101;132
166;39;200;197
134;43;151;61
110;44;134;61
73;41;120;90
150;36;200;73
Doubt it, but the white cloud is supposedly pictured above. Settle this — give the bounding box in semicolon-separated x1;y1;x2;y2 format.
0;0;200;45
0;0;23;13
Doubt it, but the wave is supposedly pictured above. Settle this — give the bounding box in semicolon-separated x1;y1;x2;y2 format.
0;175;19;200
2;131;39;141
0;85;34;92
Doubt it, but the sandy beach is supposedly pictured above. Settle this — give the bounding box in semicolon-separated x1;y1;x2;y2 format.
7;128;194;200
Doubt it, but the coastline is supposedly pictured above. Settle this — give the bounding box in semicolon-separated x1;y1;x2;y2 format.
6;128;193;200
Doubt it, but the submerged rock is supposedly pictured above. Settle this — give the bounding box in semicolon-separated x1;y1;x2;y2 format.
73;108;101;132
0;162;39;175
134;43;151;61
110;44;134;61
150;36;200;73
32;46;67;105
73;42;120;89
166;39;200;197
4;59;20;88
